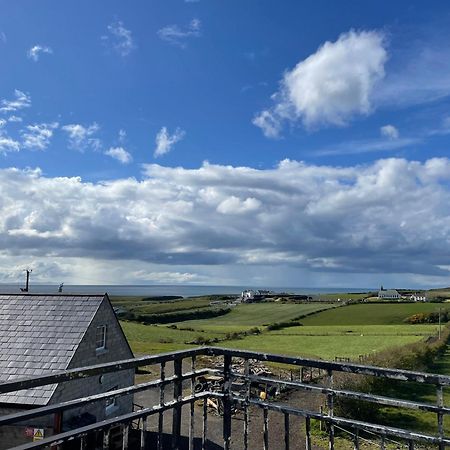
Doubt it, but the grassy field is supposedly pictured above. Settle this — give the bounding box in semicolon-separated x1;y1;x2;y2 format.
301;303;445;325
119;300;444;361
177;303;336;333
222;328;437;360
120;321;224;354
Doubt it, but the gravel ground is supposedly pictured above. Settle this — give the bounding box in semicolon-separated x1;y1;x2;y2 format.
132;360;327;449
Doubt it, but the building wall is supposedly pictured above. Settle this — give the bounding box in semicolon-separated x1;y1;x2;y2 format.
0;405;54;449
50;297;135;428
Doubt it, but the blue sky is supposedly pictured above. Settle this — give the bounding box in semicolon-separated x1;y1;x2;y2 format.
1;1;450;288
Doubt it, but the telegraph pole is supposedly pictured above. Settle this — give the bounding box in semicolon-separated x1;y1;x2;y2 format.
439;306;442;340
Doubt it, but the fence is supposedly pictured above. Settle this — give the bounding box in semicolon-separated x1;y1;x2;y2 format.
0;346;449;449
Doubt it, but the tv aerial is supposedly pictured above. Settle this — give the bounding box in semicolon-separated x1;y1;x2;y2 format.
20;269;32;292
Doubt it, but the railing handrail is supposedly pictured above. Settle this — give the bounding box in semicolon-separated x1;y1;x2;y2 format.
0;346;448;450
207;346;450;385
1;346;449;397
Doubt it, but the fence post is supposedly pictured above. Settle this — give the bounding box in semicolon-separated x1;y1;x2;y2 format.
171;357;183;450
223;354;232;450
327;369;334;450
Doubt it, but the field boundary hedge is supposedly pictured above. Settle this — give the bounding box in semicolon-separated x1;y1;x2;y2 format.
120;307;231;324
334;324;450;422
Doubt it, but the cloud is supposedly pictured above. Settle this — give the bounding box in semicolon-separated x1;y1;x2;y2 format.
0;136;20;154
105;146;132;164
0;90;31;114
217;196;261;214
103;20;135;56
8;115;23;123
27;45;53;62
131;270;203;283
0;32;6;44
380;124;399;140
157;19;201;48
154;127;185;157
2;158;450;284
315;136;419;156
253;30;387;137
61;123;101;151
21;122;58;150
118;129;126;143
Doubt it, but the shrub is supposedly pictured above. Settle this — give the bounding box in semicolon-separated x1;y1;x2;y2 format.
334;325;450;422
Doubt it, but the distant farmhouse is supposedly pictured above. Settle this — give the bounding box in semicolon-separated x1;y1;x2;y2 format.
410;292;427;302
240;290;264;303
0;294;134;448
378;287;401;300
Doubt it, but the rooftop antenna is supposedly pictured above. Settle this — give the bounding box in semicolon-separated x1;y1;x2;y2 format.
20;269;32;292
58;282;64;293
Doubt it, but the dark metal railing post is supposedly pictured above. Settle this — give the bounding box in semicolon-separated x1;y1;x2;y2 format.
140;416;147;450
437;384;445;450
202;396;208;450
223;354;232;450
353;428;359;450
103;428;110;450
244;358;250;450
158;361;166;450
172;357;183;450
284;412;290;450
327;369;335;450
263;407;269;450
305;416;311;450
189;355;196;450
122;423;129;450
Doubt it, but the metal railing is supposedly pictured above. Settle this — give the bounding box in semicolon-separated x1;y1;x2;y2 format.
0;347;449;449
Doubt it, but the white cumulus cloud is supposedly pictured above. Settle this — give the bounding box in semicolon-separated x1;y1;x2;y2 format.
2;158;450;284
21;122;58;150
380;124;400;140
105;146;132;164
0;135;20;154
62;123;101;151
154;127;185;157
0;90;31;114
253;30;387;137
27;45;53;62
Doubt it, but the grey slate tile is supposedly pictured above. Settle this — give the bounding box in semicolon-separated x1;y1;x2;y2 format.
0;294;104;405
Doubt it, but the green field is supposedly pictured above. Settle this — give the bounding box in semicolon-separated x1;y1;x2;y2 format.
120;321;224;354
177;303;335;333
301;303;445;325
118;299;445;361
222;326;438;360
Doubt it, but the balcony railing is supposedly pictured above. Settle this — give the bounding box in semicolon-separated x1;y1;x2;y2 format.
0;346;449;449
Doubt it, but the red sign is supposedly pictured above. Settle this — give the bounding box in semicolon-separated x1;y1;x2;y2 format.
24;427;34;438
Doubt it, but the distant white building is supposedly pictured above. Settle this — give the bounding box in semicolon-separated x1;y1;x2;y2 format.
378;288;401;299
410;293;427;302
240;290;263;303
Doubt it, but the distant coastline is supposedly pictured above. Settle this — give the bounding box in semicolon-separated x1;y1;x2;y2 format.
0;284;374;297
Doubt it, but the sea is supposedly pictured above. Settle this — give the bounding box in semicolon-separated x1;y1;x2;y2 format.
0;284;374;297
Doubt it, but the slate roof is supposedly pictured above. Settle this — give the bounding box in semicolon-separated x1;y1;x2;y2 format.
0;294;105;406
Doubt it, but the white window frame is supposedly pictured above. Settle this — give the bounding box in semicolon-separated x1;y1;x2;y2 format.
96;325;107;351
